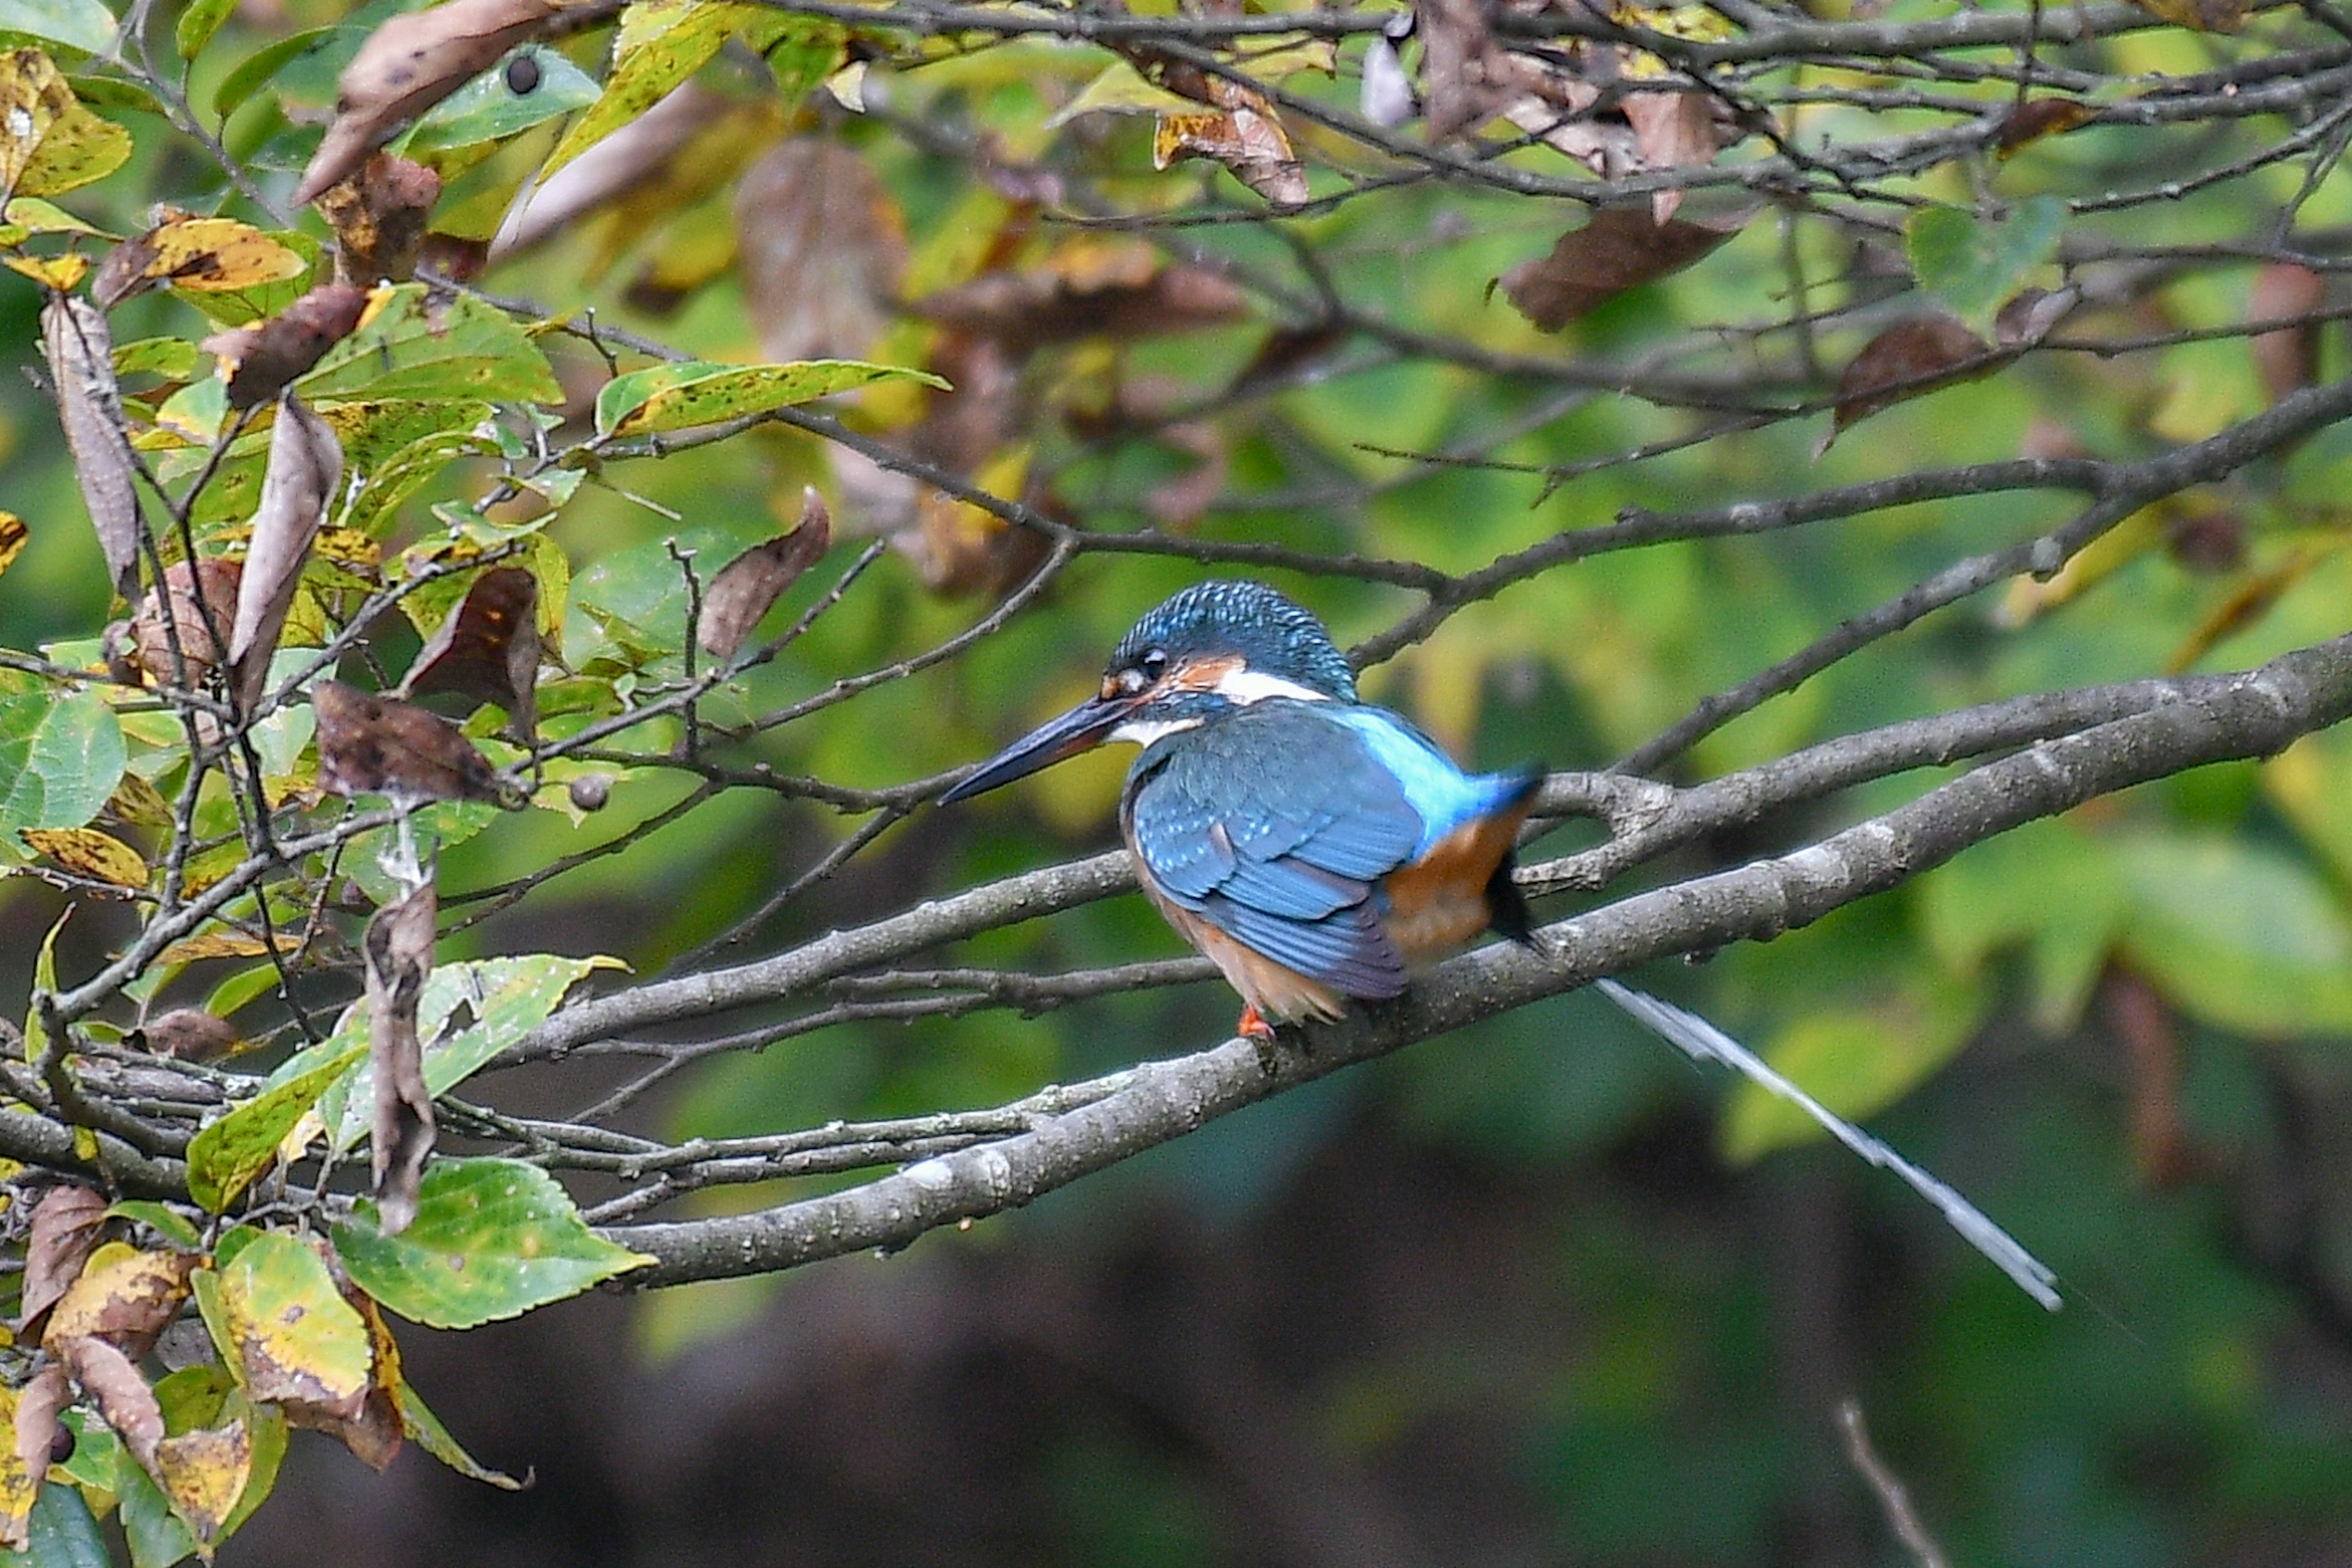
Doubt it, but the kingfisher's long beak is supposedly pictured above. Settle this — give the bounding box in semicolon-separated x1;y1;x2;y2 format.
940;691;1140;804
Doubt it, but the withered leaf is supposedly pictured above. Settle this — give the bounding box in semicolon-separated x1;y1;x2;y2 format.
734;137;906;365
43;1245;196;1357
9;1365;70;1525
154;1420;250;1544
39;294;142;598
2133;0;2242;29
228;393;342;714
398;565;540;736
1995;97;2095;157
21;826;149;890
1501;205;1747;331
908;244;1247;353
1621;89;1717;224
313;680;504;804
133;557;242;686
58;1334;162;1472
293;0;571;206
494;81;730;258
364;882;437;1237
320;1286;407;1471
205;282;372;410
317;154;443;285
18;1184;107;1336
2249;262;2326;405
139;1007;242;1061
1151;77;1308;209
89;216;307;309
695;490;831;662
1824;314;2008;448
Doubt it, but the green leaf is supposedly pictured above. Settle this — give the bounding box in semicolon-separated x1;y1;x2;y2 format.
209;24;332;119
173;0;232;59
212;1232;372;1404
1904;196;2067;331
333;1158;652;1328
0;0;114;58
0;671;127;835
184;1042;365;1212
392;1378;523;1488
20;907;66;1066
1718;976;1986;1162
541;0;820;177
4;194;105;235
300;282;561;404
326;953;620;1152
0;1482;109;1568
1915;815;2125;1032
405;45;597;151
594;358;945;437
202;961;282;1022
2114;830;2352;1035
112;336;201;379
106;1199;203;1251
117;1463;192;1568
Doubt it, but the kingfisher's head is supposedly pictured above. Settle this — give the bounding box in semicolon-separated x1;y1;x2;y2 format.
939;580;1355;804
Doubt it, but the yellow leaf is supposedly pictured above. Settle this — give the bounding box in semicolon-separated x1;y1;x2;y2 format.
154;1419;250;1546
0;50;132;198
0;1384;36;1548
43;1245;195;1349
22;826;150;890
155;930;295;964
214;1232;371;1411
108;217;307;296
0;511;23;579
3;251;86;288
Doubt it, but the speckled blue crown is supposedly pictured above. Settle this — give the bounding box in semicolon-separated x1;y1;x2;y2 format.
1110;581;1359;701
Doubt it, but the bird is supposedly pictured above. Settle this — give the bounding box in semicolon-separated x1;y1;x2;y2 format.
939;579;1545;1036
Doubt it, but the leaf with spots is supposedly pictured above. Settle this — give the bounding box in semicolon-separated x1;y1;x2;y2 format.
594;356;944;437
331;1158;651;1328
22;824;148;889
184;1041;365;1212
0;49;133;198
42;1245;195;1357
298;281;560;405
208;1232;373;1420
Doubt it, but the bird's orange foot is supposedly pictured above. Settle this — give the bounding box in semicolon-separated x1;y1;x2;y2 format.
1235;1002;1275;1041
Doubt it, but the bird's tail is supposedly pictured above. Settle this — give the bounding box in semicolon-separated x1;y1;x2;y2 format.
1484;766;1545;946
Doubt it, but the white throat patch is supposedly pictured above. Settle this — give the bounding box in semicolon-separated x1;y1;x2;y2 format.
1110;715;1207;747
1209;668;1332;705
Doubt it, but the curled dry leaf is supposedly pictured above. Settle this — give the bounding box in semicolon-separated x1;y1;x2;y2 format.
2249;262;2326;405
228;394;342;714
907;242;1248;353
316;154;443;285
696;490;832;662
1823;314;2007;451
493;81;730;258
1150;72;1308;209
313;680;504;804
1619;88;1715;224
364;881;437;1236
39;294;142;597
58;1334;162;1472
292;0;571;205
89;215;307;309
42;1245;197;1357
8;1365;71;1532
1501;205;1748;331
153;1419;251;1545
134;557;242;685
398;565;540;736
140;1007;242;1061
203;282;372;410
1995;97;2095;157
734;137;907;364
18;1184;108;1337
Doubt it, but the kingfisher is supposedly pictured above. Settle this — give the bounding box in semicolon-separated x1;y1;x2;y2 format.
940;580;1545;1036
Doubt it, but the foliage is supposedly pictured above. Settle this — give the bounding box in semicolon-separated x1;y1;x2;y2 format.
0;0;2346;1558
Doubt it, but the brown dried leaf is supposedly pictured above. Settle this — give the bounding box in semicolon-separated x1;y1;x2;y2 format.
40;294;141;597
154;1419;250;1544
43;1245;197;1357
134;557;242;686
1150;75;1308;209
58;1335;162;1472
154;930;296;965
140;1008;242;1061
1144;420;1227;529
323;1286;407;1471
313;680;503;804
1501;205;1747;331
398;565;540;736
292;0;571;206
734;137;907;364
2249;262;2326;405
204;282;372;411
494;81;730;258
363;882;436;1236
1620;89;1717;223
908;243;1247;353
228;394;342;713
1995;97;2095;157
89;216;307;309
315;154;442;285
695;491;831;662
21;826;149;889
1824;315;2006;449
18;1184;107;1336
8;1365;70;1531
2133;0;2242;29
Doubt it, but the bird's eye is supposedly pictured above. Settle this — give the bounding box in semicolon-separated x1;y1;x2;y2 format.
1141;649;1169;677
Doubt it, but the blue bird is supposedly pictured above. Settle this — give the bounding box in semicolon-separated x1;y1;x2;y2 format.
940;580;1544;1035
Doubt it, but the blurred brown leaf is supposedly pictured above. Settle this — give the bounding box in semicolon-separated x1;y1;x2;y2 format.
399;565;540;736
696;490;831;662
364;882;435;1237
206;282;371;410
1995;97;2095;157
1501;205;1746;330
735;137;907;364
133;557;241;685
40;294;141;597
230;394;342;713
140;1007;243;1061
6;1365;70;1540
57;1335;163;1471
1619;89;1716;222
1824;315;2007;450
494;82;730;259
1150;75;1308;209
314;680;504;804
2133;0;2242;29
317;154;442;285
292;0;570;205
2249;262;2326;404
18;1185;107;1338
908;242;1247;353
